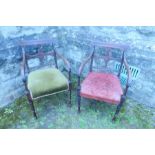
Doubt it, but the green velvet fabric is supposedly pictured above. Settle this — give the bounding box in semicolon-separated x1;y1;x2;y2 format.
28;68;68;98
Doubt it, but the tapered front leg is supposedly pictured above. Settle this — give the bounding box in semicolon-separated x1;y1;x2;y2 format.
68;69;72;106
27;92;37;119
77;75;81;113
112;95;126;121
77;86;81;113
68;81;72;106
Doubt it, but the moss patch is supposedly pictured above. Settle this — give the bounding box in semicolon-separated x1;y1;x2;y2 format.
0;74;154;128
0;88;154;129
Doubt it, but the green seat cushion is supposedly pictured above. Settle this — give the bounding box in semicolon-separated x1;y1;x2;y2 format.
28;68;69;98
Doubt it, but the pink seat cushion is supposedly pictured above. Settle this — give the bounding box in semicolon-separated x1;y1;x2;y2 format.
80;72;123;104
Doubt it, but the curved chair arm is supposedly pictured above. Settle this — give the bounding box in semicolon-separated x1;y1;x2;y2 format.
56;51;71;72
78;51;94;76
77;50;94;94
123;57;132;95
56;51;71;90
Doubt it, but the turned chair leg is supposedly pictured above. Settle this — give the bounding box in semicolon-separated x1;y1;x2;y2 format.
112;95;126;121
68;70;72;106
68;86;72;106
27;92;37;119
77;86;81;113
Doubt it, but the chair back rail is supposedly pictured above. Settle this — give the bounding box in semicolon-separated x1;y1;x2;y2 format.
24;51;54;60
20;39;59;71
90;43;127;76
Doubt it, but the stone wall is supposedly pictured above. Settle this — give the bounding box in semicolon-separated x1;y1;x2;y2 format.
0;26;155;108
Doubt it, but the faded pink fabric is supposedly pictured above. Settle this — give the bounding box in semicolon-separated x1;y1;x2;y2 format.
80;72;123;104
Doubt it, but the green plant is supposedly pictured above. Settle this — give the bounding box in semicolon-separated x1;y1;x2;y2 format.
0;76;154;129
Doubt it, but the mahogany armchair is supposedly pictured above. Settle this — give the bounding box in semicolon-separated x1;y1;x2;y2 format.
77;43;131;121
20;39;71;119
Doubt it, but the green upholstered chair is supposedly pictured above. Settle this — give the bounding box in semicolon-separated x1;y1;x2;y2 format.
20;39;71;119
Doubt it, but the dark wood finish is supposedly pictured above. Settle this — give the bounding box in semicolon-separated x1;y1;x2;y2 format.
52;43;58;69
27;91;37;119
21;64;37;119
77;75;81;113
118;50;125;77
68;69;72;106
20;39;71;119
112;95;126;121
77;43;131;121
56;50;71;72
78;50;94;76
89;46;95;72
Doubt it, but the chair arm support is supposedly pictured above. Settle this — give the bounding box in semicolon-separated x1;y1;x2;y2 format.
123;57;132;95
56;51;71;72
78;51;94;76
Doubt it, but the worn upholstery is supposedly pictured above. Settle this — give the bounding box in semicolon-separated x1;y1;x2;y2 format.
80;72;123;104
28;68;69;98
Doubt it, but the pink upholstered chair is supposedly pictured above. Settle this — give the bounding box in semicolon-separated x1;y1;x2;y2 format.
77;43;131;121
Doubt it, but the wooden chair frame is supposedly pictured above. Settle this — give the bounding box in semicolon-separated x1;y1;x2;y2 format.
77;43;131;121
20;39;71;119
